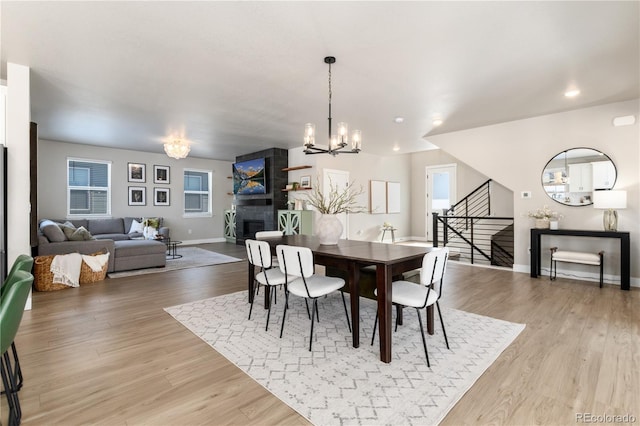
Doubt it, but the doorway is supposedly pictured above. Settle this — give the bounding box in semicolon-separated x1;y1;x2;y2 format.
425;164;456;241
323;168;349;239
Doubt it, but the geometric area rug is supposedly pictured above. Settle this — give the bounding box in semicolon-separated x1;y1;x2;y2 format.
108;246;243;278
165;290;525;426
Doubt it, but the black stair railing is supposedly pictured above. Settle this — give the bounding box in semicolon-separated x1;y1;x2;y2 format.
433;214;514;267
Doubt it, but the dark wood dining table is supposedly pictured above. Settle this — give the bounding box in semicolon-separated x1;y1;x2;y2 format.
247;235;433;363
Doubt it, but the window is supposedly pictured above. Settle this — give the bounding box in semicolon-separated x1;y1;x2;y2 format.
67;158;111;216
184;169;212;216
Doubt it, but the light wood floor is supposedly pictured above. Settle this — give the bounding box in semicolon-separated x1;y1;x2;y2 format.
4;242;639;425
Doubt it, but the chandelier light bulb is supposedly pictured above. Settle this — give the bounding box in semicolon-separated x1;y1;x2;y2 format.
303;56;362;156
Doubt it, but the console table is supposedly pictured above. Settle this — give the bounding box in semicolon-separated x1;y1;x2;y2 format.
530;228;630;290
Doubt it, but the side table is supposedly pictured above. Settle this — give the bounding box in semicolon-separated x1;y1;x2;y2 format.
166;239;183;259
381;227;396;243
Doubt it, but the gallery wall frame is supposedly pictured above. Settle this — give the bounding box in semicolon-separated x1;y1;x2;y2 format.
128;186;146;206
154;165;170;184
154;187;170;206
128;162;146;183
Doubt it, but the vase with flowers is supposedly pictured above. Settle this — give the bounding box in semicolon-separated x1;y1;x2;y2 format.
527;206;563;229
305;178;366;245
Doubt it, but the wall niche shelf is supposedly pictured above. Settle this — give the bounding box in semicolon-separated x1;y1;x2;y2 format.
282;165;312;172
282;187;312;192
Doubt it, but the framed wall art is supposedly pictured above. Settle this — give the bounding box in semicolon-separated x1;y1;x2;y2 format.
154;165;170;184
128;162;146;183
300;175;311;188
154;187;170;206
128;186;146;206
387;181;401;213
370;180;386;214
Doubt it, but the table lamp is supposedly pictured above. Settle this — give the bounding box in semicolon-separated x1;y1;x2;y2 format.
593;190;627;231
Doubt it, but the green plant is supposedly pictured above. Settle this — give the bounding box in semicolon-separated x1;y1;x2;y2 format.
305;178;366;214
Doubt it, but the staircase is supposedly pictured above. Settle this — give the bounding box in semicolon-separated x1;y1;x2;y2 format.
433;179;514;267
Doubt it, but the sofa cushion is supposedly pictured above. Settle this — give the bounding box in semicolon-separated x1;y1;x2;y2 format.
88;218;124;235
68;226;95;241
40;220;66;242
94;233;130;241
127;218;144;234
59;221;78;240
124;217;142;234
114;240;166;257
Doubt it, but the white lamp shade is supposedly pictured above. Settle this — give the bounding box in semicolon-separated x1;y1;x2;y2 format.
593;190;627;209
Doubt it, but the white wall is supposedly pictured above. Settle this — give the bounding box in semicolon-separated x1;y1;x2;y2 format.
286;147;412;242
410;149;514;238
6;63;32;308
37;139;234;243
427;99;640;284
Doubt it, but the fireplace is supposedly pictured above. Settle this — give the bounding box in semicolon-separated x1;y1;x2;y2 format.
243;220;265;240
234;147;288;244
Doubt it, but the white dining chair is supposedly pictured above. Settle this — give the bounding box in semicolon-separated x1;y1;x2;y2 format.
276;244;351;351
255;230;283;269
371;247;450;366
245;239;290;331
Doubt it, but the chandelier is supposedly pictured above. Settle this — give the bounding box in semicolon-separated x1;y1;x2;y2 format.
164;138;191;159
303;56;362;156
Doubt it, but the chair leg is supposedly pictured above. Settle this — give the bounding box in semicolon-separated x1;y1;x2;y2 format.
309;299;317;351
371;310;378;346
304;299;311;320
1;351;21;425
436;301;450;350
248;283;258;320
265;286;275;331
416;308;430;367
340;291;351;333
280;291;290;338
11;343;23;392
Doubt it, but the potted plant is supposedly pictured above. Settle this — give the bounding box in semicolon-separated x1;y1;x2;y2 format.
305;178;365;244
527;206;562;229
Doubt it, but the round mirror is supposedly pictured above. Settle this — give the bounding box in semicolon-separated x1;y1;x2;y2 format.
541;148;616;206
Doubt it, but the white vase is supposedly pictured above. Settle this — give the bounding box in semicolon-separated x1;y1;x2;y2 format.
316;214;343;245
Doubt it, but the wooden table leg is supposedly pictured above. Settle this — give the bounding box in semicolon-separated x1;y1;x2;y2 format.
349;262;360;348
376;264;393;363
427;305;434;335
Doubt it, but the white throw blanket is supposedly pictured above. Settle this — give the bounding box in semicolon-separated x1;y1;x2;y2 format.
81;253;109;272
50;253;82;287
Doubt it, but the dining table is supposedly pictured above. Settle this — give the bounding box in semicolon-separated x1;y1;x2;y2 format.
247;235;433;363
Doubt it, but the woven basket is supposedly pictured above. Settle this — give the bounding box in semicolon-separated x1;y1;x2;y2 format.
79;252;109;284
33;251;109;291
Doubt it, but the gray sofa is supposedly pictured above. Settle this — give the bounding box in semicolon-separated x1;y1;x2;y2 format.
37;217;170;272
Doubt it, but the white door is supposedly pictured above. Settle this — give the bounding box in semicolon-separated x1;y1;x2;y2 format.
426;164;456;241
323;168;349;239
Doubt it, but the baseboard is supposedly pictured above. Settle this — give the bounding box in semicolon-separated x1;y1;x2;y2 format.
513;263;639;288
180;237;227;245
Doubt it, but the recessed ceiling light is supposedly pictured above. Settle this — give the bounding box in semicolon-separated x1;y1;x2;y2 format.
564;89;580;98
394;117;404;123
393;145;400;152
432;118;443;126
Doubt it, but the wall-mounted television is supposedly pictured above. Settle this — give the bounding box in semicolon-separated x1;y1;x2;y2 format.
233;158;266;195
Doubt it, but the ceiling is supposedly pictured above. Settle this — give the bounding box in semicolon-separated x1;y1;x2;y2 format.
2;1;638;161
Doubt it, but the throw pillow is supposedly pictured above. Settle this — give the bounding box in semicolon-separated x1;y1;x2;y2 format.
59;221;77;240
129;219;144;234
69;226;94;241
40;219;66;242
